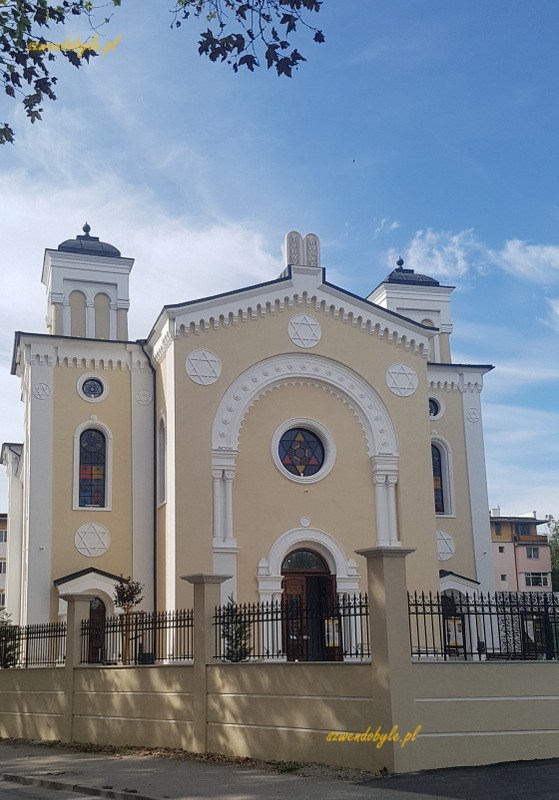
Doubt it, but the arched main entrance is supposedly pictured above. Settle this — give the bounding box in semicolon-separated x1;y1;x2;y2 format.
281;548;341;662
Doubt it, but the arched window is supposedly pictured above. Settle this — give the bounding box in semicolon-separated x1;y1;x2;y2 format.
79;429;106;507
157;417;166;504
432;444;444;513
432;440;453;516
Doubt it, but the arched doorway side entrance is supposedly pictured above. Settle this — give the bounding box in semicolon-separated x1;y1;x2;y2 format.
88;596;106;664
281;548;342;662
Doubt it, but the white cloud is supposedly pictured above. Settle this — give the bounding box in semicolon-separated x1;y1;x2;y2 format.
391;227;484;279
492;239;559;282
372;217;400;239
391;228;559;291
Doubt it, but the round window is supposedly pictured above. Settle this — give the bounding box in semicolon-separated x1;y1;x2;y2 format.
83;378;104;399
272;419;336;484
78;374;109;403
278;427;324;477
428;395;444;420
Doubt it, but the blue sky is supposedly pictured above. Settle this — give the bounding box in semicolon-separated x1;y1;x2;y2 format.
1;0;558;520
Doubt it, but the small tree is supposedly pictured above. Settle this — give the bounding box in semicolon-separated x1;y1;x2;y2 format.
221;594;252;662
0;611;19;669
113;575;144;665
546;515;559;591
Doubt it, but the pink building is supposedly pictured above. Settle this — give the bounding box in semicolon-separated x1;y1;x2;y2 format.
490;508;552;592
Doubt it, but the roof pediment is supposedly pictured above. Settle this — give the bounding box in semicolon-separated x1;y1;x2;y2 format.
148;265;435;363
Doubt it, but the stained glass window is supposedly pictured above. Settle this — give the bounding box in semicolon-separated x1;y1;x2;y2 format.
79;429;106;507
278;428;324;477
432;443;445;514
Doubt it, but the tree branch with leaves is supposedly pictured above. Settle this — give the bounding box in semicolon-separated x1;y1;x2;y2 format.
1;0;325;143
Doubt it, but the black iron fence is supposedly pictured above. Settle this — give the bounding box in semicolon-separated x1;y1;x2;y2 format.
0;621;67;668
214;594;370;662
409;591;559;661
80;609;194;665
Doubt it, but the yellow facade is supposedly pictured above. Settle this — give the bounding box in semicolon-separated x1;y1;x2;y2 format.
3;227;494;628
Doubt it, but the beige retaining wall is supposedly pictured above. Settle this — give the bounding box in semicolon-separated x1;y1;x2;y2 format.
0;667;66;741
73;664;195;750
2;559;559;774
2;659;559;774
411;662;559;770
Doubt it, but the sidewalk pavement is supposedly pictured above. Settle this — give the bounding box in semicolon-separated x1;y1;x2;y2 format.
0;740;451;800
1;740;558;800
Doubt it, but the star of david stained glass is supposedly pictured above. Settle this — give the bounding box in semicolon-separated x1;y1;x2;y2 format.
278;428;325;477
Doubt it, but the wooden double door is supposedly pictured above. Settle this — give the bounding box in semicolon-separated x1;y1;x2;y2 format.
282;553;342;661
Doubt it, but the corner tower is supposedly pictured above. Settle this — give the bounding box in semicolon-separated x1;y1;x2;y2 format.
41;223;134;340
368;258;454;363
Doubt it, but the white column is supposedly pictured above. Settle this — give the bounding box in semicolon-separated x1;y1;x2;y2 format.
386;475;399;545
62;301;71;336
373;474;390;546
212;470;224;544
223;470;235;543
109;302;117;340
211;452;238;602
372;456;400;548
85;300;95;338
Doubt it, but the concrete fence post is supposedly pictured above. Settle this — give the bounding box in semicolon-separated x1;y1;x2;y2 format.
59;593;96;743
355;547;419;773
181;574;231;754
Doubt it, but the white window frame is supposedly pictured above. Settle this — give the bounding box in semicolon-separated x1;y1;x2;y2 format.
526;546;539;559
525;573;549;587
73;419;113;511
0;530;6;543
431;436;455;517
0;560;6;574
272;418;336;485
77;372;110;403
157;415;167;506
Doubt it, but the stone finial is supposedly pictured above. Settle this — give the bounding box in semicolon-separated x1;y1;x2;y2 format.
284;231;321;268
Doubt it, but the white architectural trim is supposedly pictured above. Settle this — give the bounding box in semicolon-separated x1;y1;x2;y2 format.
72;418;113;511
131;366;155;611
211;354;401;552
440;573;480;596
212;354;398;456
431;434;455;518
76;372;110;403
147;268;432;363
271;417;336;484
55;572;120;617
460;379;494;591
257;527;360;603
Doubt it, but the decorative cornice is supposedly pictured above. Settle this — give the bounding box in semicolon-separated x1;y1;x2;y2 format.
14;337;150;374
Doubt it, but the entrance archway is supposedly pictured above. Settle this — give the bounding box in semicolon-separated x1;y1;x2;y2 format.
281;548;341;662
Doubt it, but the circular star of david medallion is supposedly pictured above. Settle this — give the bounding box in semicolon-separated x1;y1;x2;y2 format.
136;389;153;406
186;350;222;385
466;408;480;423
436;530;456;562
288;314;322;348
75;523;111;558
386;364;418;397
32;383;52;400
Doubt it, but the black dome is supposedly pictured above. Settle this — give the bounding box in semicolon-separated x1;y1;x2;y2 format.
384;258;439;287
58;223;121;258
